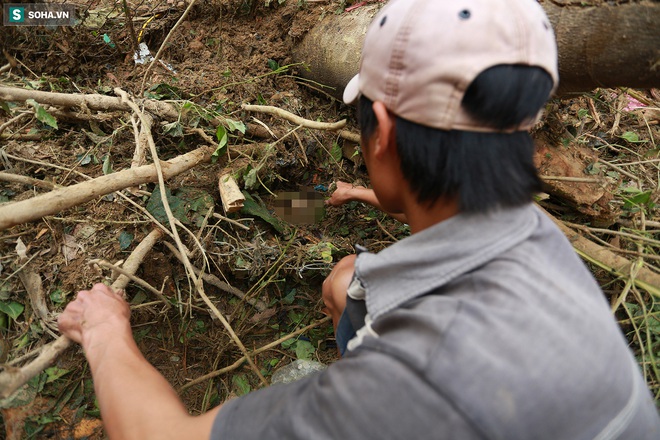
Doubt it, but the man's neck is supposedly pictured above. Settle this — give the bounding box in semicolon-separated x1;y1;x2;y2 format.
403;196;460;234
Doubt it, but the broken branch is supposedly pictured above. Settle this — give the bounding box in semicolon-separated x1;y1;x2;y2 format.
241;104;347;131
0;145;213;230
0;86;179;121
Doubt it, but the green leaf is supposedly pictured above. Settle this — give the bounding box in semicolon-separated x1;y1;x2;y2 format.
281;339;296;349
267;59;280;71
102;33;115;48
294;340;315;361
162;121;184;137
118;231;134;251
232;374;251;396
0;300;24;319
49;288;67;305
225;118;246;134
627;190;652;206
44;366;70;384
175;187;215;227
144;83;182;100
620;131;646;144
244;168;259;190
241;191;287;233
0;101;11;113
76;152;95;166
330;142;343;162
26;99;58;129
146;186;187;226
215;125;227;144
102;153;112;175
212;126;228;163
282;288;296;305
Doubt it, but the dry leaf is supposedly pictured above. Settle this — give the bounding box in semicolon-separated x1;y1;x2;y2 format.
62;234;82;263
15;238;28;261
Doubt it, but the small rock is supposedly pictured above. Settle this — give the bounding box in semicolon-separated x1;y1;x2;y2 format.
271;360;326;385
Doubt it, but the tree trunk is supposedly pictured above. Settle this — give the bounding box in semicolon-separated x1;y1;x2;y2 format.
292;1;660;98
548;1;659;93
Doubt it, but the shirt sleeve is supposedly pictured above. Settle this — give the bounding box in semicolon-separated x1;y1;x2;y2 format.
210;347;476;440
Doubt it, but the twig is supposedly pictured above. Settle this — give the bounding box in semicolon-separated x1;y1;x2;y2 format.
0;228;162;399
241;104;347;131
540;175;601;183
212;212;251;231
163;242;266;312
90;259;170;308
179;316;331;392
140;0;198;93
0;172;59;190
0;133;43;141
376;218;398;242
562;221;660;248
0;112;31;136
598;159;640;184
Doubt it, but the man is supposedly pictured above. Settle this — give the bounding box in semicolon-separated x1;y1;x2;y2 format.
59;0;660;438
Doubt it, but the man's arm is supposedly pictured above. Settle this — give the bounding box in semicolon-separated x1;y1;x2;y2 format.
326;181;408;223
58;283;220;440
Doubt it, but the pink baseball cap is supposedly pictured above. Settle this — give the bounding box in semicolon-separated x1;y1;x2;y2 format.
343;0;559;132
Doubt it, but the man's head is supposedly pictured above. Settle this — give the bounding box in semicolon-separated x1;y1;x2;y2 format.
344;0;558;213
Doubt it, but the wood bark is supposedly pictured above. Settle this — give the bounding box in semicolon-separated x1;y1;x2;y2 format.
547;1;660;93
292;1;660;98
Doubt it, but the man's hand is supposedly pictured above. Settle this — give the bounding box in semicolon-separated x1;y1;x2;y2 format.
58;283;131;346
326;181;366;206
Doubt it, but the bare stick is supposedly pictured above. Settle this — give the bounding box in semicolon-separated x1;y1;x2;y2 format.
540;176;602;183
241;104;347;131
0;86;179;121
140;0;198;93
179;316;331;392
0;228;163;399
0;172;59;190
0;112;31;136
338;129;360;143
163;242;267;312
212;212;251;231
0;145;213;230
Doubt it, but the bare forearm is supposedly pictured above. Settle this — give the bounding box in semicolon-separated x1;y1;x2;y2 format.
348;187;408;223
84;331;218;439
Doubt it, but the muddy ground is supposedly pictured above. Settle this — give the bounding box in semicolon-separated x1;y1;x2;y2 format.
0;0;658;438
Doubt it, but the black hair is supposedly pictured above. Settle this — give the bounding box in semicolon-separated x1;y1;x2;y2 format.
357;64;553;213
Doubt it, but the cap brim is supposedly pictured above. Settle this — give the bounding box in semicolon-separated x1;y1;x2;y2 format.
343;74;361;105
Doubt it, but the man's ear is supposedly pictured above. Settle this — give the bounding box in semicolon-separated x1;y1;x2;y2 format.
372;101;396;158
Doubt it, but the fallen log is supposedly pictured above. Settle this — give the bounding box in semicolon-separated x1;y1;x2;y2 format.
0;86;179;121
0;145;213;231
292;1;660;97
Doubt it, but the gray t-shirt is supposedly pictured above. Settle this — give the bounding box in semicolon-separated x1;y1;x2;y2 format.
212;205;660;439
